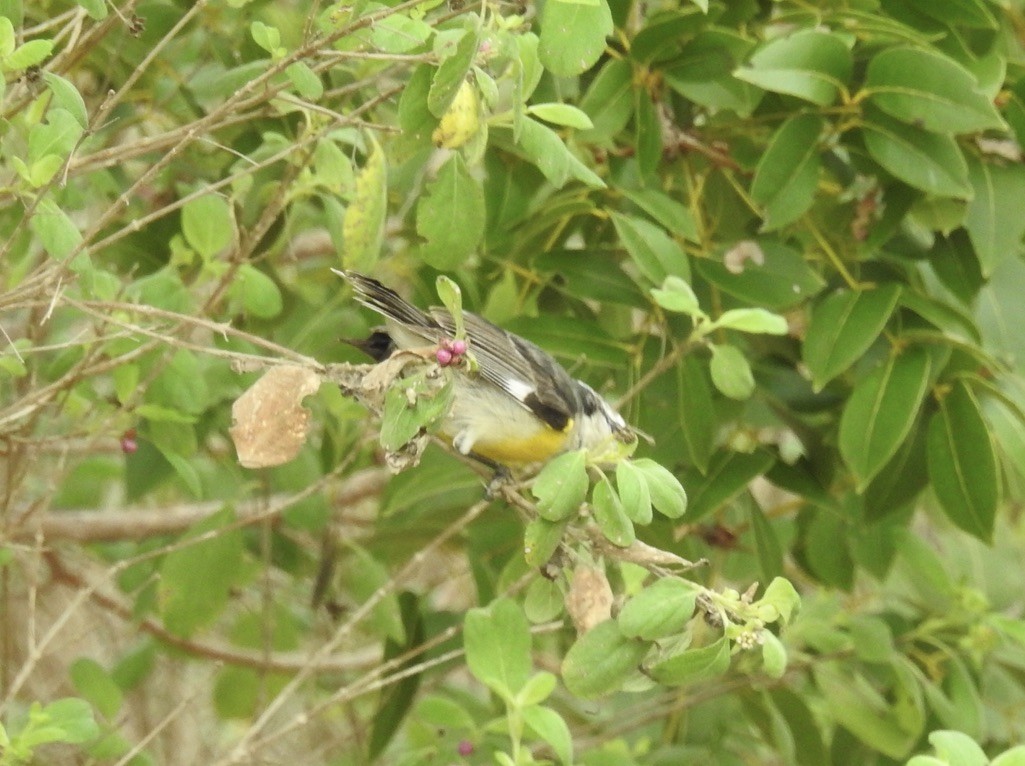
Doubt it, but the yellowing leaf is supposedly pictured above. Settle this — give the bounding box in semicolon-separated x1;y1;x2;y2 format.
432;80;480;149
342;135;387;271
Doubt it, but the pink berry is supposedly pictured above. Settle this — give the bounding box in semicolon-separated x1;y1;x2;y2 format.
457;740;474;756
450;339;467;356
121;429;138;454
436;348;453;366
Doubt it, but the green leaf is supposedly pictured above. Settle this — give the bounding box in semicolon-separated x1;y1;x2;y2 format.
927;381;999;541
527;103;594;130
532;449;588;521
512;119;606;189
805;511;854;588
622;187;699;242
230;264;283;319
512;33;543;134
592;476;635;546
616;460;652;524
964;157;1025;277
734;30;853;106
524;578;564;623
839;348;932;490
561;619;648;698
338;544;406;644
22;153;62;187
866;47;1005;134
416;153;484;270
760;577;801;624
635;87;662;174
617;577;697;640
538;0;613;77
30;197;84;262
993;747;1025;766
5;37;52;69
435;275;464;337
676;357;715;473
750;504;783;581
77;0;106;18
182;194;232;259
379;371;454;452
286;61;323;99
397;64;436;146
29;108;82;161
428;27;479;117
313;137;354;195
464;598;531;697
37;698;99;744
416;694;476;730
504;315;628;368
579;59;634;142
0;17;12;58
663;29;761;116
70;659;123;719
751;114;823;229
342;135;387;270
769;688;830;766
863;419;929;523
710;308;788;335
44;73;89;128
683;449;775;520
522;705;573;766
630;458;688;519
803;285;902;390
535;251;648;309
904;0;997;28
647;636;730;686
651;275;701;316
135;403;197;424
372;13;431;54
925;730;988;766
249;21;281;55
761;631;787;678
523;517;570;568
629;7;706;63
815;664;919;760
709;343;755;400
862;109;970;198
159;508;244;637
693;240;825;310
612;213;690;285
898;289;980;342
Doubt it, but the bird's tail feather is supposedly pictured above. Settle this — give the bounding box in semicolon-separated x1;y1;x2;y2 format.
333;269;436;330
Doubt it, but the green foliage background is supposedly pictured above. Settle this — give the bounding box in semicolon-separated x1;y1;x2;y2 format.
4;0;1025;763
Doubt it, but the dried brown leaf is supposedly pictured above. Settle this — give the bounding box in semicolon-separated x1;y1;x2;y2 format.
230;365;322;468
566;565;614;634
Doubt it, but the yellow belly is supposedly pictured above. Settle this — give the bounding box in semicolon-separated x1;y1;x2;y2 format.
439;381;575;466
469;426;572;466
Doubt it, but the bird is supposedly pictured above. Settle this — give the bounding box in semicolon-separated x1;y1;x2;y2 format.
335;269;636;468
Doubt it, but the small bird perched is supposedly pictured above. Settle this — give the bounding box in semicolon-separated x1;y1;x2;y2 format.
335;269;636;468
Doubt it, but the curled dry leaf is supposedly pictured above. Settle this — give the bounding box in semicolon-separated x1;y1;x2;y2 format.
723;240;764;274
230;364;322;468
566;565;614;634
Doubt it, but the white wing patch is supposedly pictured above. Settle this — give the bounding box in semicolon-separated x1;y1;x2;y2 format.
503;377;535;403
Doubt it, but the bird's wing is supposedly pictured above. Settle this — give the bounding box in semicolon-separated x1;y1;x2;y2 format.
430;308;579;432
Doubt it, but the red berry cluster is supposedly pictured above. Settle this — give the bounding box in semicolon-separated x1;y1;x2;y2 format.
435;338;468;367
121;428;138;454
